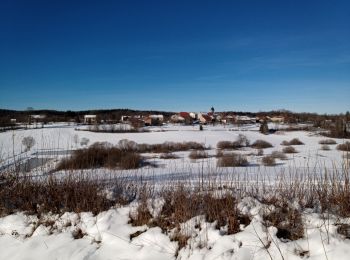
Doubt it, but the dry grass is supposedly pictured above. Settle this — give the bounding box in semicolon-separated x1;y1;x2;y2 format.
262;199;304;241
271;151;287;160
129;186;246;253
217;153;248;167
189;150;209;160
281;138;304;146
319;139;337;145
0;175;128;216
56;143;142;170
337;142;350;152
217;134;250;150
282;146;298;153
160;153;179;159
138;141;207;153
261;155;276;166
251;140;273;149
321;144;331;151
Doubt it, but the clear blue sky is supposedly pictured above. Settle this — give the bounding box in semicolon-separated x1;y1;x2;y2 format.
0;0;349;113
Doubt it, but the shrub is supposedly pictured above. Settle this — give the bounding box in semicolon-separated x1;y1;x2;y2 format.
118;139;138;151
150;187;246;248
251;140;273;149
321;145;331;151
56;142;143;170
159;153;179;159
282;146;298;153
319;139;337;145
281;140;289;146
281;138;304;146
119;153;142;169
289;138;304;145
217;135;250;150
259;121;269;134
138;141;206;153
337;142;350;152
262;156;276;166
22;136;35;152
0;175;118;216
216;150;227;158
189;150;208;160
129;198;153;227
257;149;264;156
263;200;304;241
217;141;233;150
237;134;250;147
271;151;287;160
217;153;248;167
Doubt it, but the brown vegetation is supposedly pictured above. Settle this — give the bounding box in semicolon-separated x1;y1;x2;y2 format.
251;140;273;149
263;199;304;241
56;143;142;170
159;153;179;159
262;155;276;166
271;151;287;160
217;153;248;167
189;150;209;160
319;139;337;145
217;134;250;150
281;138;304;146
337;142;350;152
0;175;131;216
321;145;331;151
282;146;298;153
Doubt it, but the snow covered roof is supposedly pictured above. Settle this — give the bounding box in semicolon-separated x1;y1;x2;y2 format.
84;115;97;118
149;115;164;120
30;115;46;119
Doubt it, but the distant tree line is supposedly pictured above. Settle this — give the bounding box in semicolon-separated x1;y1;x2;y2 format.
1;108;349;138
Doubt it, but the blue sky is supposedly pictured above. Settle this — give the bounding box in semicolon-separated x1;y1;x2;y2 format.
0;0;349;113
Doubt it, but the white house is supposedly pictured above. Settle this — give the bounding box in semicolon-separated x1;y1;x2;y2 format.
149;115;164;121
170;114;185;123
84;115;97;124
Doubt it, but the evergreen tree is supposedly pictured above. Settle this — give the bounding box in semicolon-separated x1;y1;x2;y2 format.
260;120;269;134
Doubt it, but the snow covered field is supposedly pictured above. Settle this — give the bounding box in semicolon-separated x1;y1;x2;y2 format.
0;125;344;181
1;123;350;259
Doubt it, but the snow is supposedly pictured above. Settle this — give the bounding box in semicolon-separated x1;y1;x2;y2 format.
0;123;346;172
1;123;350;259
1;198;350;259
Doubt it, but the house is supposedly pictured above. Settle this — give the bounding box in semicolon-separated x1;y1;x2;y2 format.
198;113;212;124
189;112;197;119
121;115;130;122
84;115;97;124
145;115;164;126
149;115;164;121
170;114;185;123
10;119;17;124
236;116;255;124
30;114;46;124
224;115;235;124
268;116;285;123
179;112;193;124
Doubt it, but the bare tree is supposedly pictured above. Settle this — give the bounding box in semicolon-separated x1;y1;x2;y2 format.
73;134;79;148
22;136;35;152
80;137;89;146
